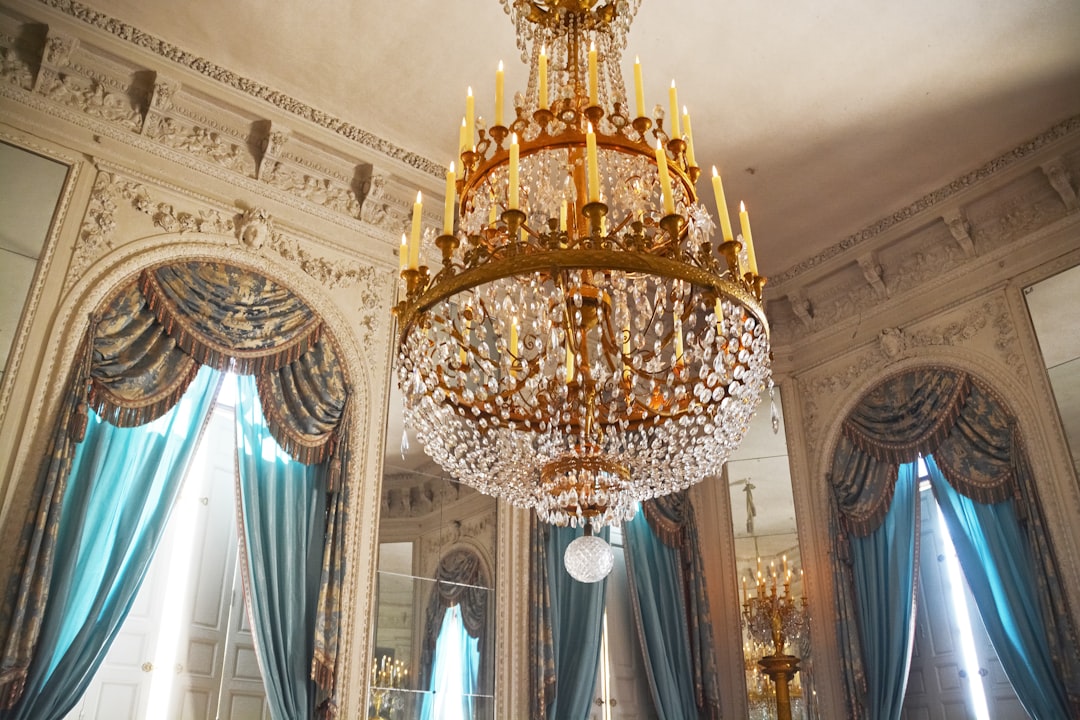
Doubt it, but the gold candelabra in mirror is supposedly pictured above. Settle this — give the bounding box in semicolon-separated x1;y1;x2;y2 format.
742;557;809;720
369;654;408;720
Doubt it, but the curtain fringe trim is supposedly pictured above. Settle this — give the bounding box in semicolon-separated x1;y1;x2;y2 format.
253;372;337;468
311;653;335;693
934;458;1016;506
0;670;26;710
642;501;685;549
87;359;202;428
841;373;970;465
139;270;323;376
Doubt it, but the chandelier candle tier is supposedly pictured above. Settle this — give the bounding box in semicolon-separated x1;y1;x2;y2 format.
394;0;771;577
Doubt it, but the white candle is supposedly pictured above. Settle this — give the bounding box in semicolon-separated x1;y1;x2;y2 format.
586;123;600;203
398;233;407;271
674;313;683;361
633;56;645;118
682;105;697;167
495;61;505;126
560;199;568;232
459;117;468;154
509;315;518;356
668;80;681;138
539;46;549;110
565;337;575;384
655;140;674;215
508;133;520;210
465;87;475;146
740;201;758;275
711;167;734;242
588;41;599;106
408;191;422;269
443;163;456;235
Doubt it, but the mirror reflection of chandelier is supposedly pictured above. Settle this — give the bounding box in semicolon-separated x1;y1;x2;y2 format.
393;0;771;581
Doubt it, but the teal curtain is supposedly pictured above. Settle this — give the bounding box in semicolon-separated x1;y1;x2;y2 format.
926;455;1071;719
235;375;327;720
545;524;609;720
1;365;219;720
624;509;698;719
850;462;919;720
419;605;481;720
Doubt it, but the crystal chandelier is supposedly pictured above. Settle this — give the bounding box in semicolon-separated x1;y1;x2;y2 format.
394;0;771;578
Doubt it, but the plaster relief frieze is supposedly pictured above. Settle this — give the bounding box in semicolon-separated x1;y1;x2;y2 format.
971;188;1066;253
146;117;255;176
381;475;467;519
41;73;142;132
254;122;290;181
69;169;146;289
263;161;362;217
779;224;972;344
68;176;377;320
798;295;1022;463
31;30;75;94
942;208;976;258
41;31;75;67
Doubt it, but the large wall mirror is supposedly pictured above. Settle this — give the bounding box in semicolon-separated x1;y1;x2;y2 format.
1024;263;1080;474
726;388;814;719
0;140;70;385
372;383;497;719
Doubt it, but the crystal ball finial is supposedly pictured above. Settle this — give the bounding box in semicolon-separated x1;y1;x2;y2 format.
564;533;615;583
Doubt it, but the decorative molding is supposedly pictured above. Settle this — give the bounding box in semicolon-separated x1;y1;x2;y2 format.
33;0;443;178
942;208;975;257
0;10;425;239
68;170;375;299
855;252;887;299
771;115;1080;285
797;294;1022;461
1041;158;1079;212
263;160;362;216
145;116;255;176
420;508;497;577
787;290;813;330
0;45;34;89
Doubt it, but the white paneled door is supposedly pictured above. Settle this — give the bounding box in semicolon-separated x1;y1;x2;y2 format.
65;401;269;719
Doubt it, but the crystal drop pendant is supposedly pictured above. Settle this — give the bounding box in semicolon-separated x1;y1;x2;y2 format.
400;427;410;459
770;384;780;434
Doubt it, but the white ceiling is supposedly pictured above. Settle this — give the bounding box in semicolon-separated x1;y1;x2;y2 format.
88;0;1080;277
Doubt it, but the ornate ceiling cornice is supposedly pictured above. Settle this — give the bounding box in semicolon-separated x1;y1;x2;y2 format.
33;0;444;179
772;115;1080;286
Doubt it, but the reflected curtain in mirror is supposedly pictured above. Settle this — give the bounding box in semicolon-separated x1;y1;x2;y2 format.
417;546;490;709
